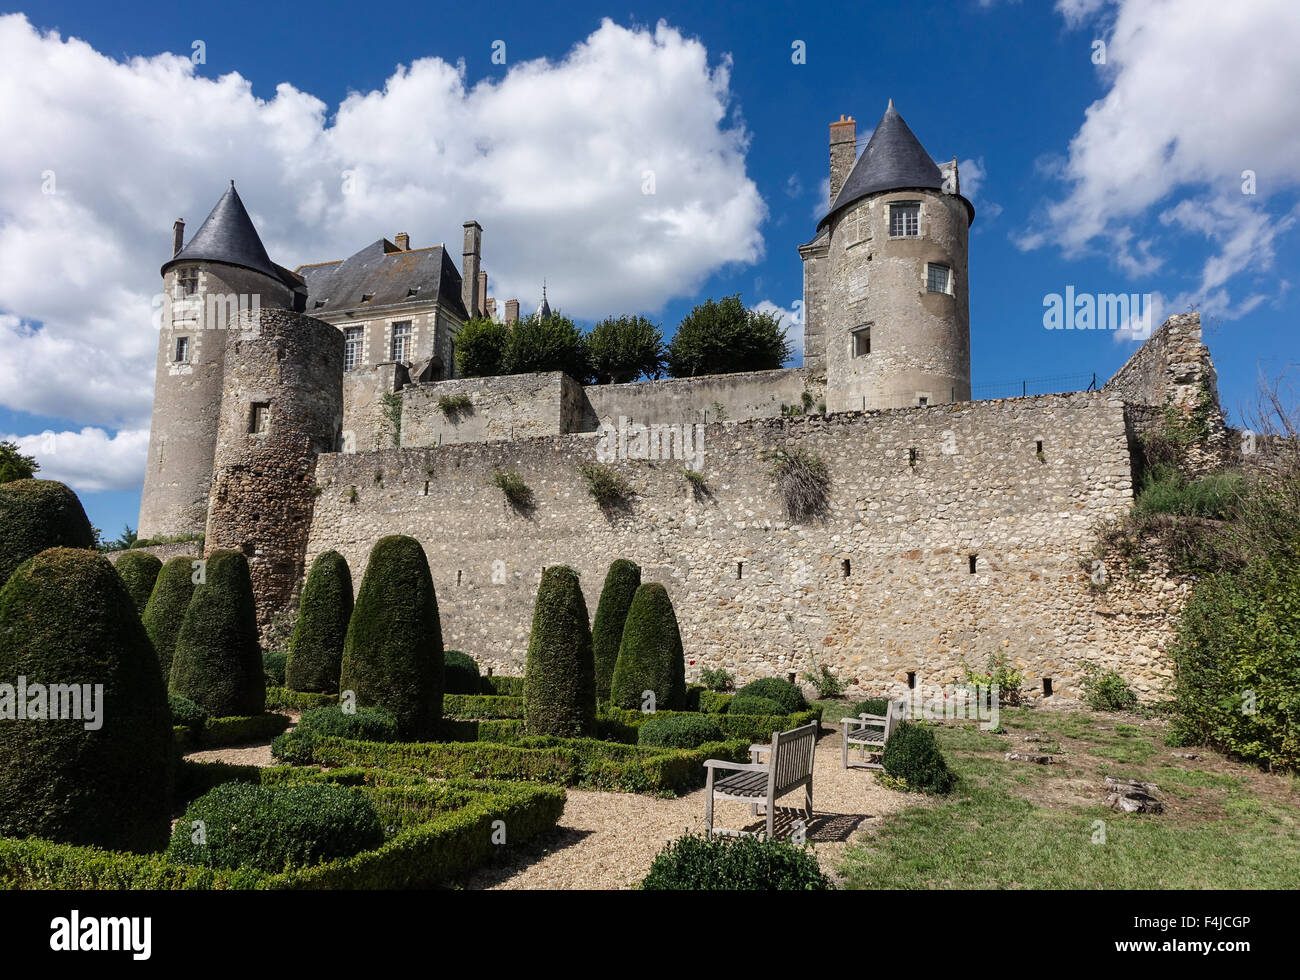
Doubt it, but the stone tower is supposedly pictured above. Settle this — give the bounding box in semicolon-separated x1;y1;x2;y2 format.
801;101;974;413
139;183;303;538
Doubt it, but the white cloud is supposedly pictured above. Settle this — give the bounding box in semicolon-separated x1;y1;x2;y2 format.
958;157;1002;221
0;14;766;450
5;426;149;493
752;299;803;364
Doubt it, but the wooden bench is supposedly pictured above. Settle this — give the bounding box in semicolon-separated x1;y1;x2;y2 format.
841;697;908;769
703;721;818;839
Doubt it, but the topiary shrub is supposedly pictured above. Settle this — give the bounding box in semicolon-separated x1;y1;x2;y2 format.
169;550;265;718
0;548;173;852
168;693;207;738
728;695;786;716
285;550;353;694
641;832;829;890
444;650;481;695
609;583;687;711
142;555;196;682
637;714;724;749
524;565;597;737
271;705;399;765
0;479;96;586
882;722;955;794
166;782;384;873
263;649;287;687
339;535;443;738
591;559;641;702
735;677;807;714
114;550;162;615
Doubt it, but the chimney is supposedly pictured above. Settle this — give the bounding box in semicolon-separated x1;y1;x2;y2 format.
462;221;482;319
485;297;497;319
829;114;857;206
172;219;185;258
477;270;488;318
505;299;519;324
394;232;410;251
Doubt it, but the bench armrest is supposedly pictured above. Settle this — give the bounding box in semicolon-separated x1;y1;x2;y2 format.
703;759;770;773
748;744;772;755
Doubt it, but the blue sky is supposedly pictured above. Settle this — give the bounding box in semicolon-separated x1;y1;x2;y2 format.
1;0;1297;538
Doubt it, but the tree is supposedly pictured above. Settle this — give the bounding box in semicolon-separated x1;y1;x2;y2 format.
587;316;665;383
666;295;792;378
455;317;511;378
0;479;96;587
114;550;162;615
609;583;687;711
105;524;138;551
142;556;197;682
524;565;597;736
507;313;591;381
0;439;38;483
285;550;354;693
591;559;641;702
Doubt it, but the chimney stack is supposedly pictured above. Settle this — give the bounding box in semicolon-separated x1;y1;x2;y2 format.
829;114;857;206
477;270;488;318
172;219;185;258
505;299;519;324
394;232;410;251
485;297;497;319
462;221;482;320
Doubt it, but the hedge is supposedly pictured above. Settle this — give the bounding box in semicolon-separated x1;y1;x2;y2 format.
168;693;207;743
271;705;399;765
265;686;339;711
602;706;822;745
340;535;443;738
638;714;724;749
0;548;173;852
481;675;524;696
201;713;292;748
728;695;786;716
114;550;162;615
698;691;733;714
263;650;286;687
591;559;641;702
285;550;353;694
0;479;96;586
444;650;482;695
735;678;807;714
524;566;597;737
142;556;196;681
610;583;687;711
442;694;526;720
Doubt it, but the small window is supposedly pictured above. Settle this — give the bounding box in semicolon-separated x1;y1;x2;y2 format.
852;325;872;357
1042;678;1053;697
178;269;199;296
250;402;271;435
907;671;916;689
889;202;920;237
361;293;374;303
968;555;978;574
390;321;412;362
841;558;851;578
174;336;190;363
343;327;363;371
926;263;951;293
918;396;929;407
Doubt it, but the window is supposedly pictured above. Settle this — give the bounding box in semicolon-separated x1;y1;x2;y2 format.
178;268;198;296
343;327;363;370
918;396;929;407
361;293;374;303
889;201;920;236
927;263;951;293
852;325;872;357
174;336;190;363
390;321;412;362
250;402;270;434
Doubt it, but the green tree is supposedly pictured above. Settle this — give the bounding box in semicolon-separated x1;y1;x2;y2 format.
114;550;162;615
0;439;39;483
591;559;641;702
285;550;354;694
142;556;197;681
507;313;591;381
524;565;597;736
666;295;792;378
0;479;96;586
609;583;687;711
587;316;665;383
454;317;512;378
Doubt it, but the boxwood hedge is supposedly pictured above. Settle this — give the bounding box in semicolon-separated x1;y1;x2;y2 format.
285;550;353;694
609;583;687;711
0;479;96;586
141;556;196;681
735;678;807;714
114;550;162;615
591;559;640;702
524;566;597;737
444;650;481;695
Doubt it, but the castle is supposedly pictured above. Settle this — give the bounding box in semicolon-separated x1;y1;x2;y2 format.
134;102;1242;701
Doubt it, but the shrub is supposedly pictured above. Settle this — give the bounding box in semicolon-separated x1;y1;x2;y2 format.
735;678;807;714
728;695;786;716
641;833;829;890
437;393;474;417
202;713;291;748
851;698;890;718
142;556;196;681
271;705;399;765
578;462;632;510
698;666;734;692
443;694;524;719
492;468;534;510
0;548;173;852
1135;468;1242;520
285;550;353;694
263;650;286;687
1080;662;1139;712
698;690;733;714
169;550;265;718
524;565;597;737
591;559;641;702
801;663;845;698
169;693;207;739
882;722;955;794
444;650;481;695
481;675;525;696
637;715;724;749
962;653;1026;707
609;583;687;711
665;295;792;378
166;782;384;873
0;479;96;586
339;535;444;738
114;550;162;615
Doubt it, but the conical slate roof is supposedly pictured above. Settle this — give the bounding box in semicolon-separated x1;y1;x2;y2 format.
537;283;551;318
820;101;971;227
162;182;281;281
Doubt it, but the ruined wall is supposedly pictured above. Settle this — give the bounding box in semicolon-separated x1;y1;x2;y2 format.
306;391;1174;701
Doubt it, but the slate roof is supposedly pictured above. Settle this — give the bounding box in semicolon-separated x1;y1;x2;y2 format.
295;240;469;320
820;101;973;228
162;182;285;282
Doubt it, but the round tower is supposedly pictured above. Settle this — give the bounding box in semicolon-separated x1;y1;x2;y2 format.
139;183;299;538
204;308;343;635
813;101;974;413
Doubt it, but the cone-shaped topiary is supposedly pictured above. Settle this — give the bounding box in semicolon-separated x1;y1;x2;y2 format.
523;565;596;736
339;535;443;738
285;550;353;693
591;558;640;702
609;582;687;711
0;548;173;852
114;550;162;615
882;722;955;794
142;556;196;682
0;479;95;586
444;650;481;695
169;550;265;717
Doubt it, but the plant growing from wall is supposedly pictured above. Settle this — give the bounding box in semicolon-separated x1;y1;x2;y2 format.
591;559;641;702
380;390;403;447
114;550;162;615
579;462;632;511
609;582;687;711
680;467;708;498
285;550;354;694
711;401;728;422
523;565;597;736
961;653;1026;707
143;556;197;681
438;393;474;418
800;662;845;698
493;468;534;511
347;486;358;504
765;446;830;523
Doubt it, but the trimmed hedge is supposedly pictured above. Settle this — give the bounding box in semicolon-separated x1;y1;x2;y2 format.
202;713;291;748
698;691;733;714
851;698;890;718
142;556;196;682
638;714;723;749
444;650;481;695
481;675;524;696
285;550;353;694
729;695;785;716
591;559;641;702
169;550;265;718
265;686;338;712
603;706;822;745
271;705;399;765
641;833;829;890
114;550;162;615
443;694;526;719
524;565;597;737
0;548;173;852
735;678;807;714
263;650;286;687
0;479;95;586
340;535;443;738
168;693;207;742
882;722;955;794
610;583;687;711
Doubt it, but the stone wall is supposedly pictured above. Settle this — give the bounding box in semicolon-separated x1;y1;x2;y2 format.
342;362;409;453
305;390;1174;701
105;540;202;566
400;372;584;448
579;368;821;430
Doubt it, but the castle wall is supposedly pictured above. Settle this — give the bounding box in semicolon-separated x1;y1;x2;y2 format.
400;372;583;448
342;362;409;452
579;368;821;430
305;391;1173;701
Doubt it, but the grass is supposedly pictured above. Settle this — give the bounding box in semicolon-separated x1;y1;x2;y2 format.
838;708;1300;889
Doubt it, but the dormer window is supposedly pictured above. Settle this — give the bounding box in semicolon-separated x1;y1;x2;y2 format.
407;286;420;298
313;300;326;309
889;201;920;237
